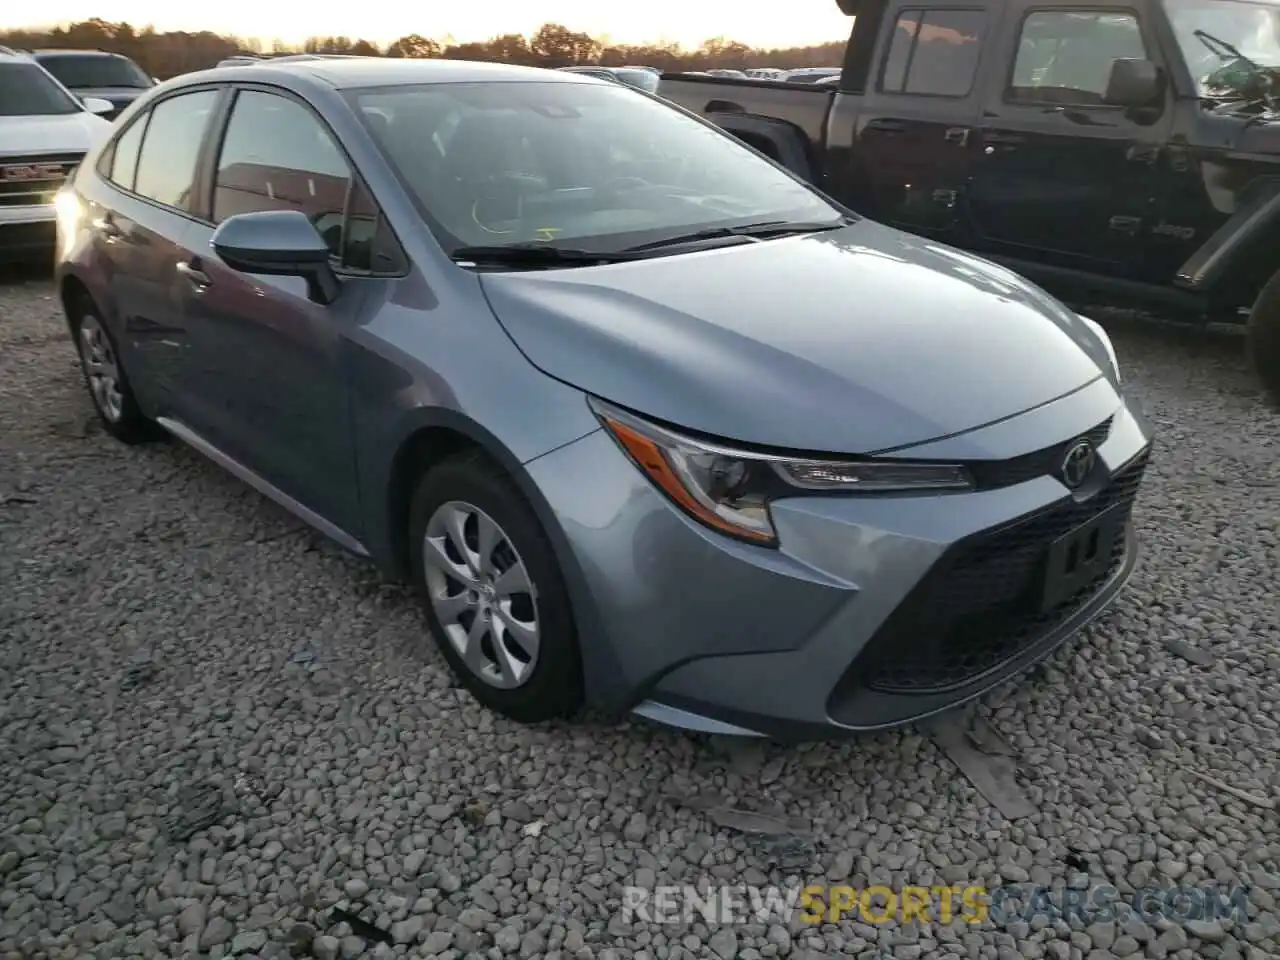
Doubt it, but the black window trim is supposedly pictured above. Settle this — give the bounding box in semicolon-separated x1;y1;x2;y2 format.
211;82;408;278
97;83;227;225
1002;5;1153;109
876;6;989;99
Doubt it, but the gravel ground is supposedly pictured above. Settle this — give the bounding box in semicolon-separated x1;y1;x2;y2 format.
1;269;1278;960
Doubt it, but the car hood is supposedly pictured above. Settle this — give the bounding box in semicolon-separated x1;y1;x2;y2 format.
480;220;1116;454
0;112;110;155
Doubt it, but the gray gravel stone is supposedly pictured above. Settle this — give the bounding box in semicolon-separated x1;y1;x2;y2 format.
1;279;1277;960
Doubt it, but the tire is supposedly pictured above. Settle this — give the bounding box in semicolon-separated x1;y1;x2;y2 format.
1248;270;1280;405
70;297;164;444
408;451;583;723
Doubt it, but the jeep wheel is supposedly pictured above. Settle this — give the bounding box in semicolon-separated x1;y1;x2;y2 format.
1248;270;1280;405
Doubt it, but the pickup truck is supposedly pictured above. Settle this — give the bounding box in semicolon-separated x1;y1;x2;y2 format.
658;0;1280;403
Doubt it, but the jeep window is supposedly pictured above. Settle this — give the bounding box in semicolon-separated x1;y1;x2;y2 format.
36;54;152;90
132;90;219;211
1008;11;1147;105
353;80;843;255
0;61;81;117
880;9;987;97
1164;0;1280;100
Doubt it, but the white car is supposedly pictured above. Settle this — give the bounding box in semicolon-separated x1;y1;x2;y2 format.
0;46;114;265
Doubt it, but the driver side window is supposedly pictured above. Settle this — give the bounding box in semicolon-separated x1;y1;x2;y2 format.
1008;11;1147;105
213;90;353;259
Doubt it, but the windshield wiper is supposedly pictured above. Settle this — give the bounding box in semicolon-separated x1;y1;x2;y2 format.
620;217;854;253
450;244;640;268
1194;29;1260;69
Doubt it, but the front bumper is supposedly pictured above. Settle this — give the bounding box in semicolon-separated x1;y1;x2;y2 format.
526;380;1154;741
0;205;57;258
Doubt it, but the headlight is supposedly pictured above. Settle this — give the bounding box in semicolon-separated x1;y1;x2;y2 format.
1076;313;1120;383
591;398;973;546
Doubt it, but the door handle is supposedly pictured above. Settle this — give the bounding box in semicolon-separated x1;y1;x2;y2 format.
176;260;211;292
866;118;906;133
943;127;970;147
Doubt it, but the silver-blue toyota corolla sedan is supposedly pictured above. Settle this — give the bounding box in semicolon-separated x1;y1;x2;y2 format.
54;58;1154;740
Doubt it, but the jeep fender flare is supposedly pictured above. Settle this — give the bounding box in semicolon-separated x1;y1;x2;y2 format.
1175;178;1280;301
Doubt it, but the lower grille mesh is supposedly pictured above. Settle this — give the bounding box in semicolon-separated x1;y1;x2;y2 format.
850;448;1149;694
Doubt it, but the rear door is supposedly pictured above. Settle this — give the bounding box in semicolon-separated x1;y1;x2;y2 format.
89;87;222;416
840;2;995;241
967;1;1175;274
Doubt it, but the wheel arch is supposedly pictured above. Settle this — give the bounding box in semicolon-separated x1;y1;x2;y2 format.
378;408;614;705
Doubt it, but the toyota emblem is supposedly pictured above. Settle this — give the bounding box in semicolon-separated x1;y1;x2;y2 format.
1060;440;1096;489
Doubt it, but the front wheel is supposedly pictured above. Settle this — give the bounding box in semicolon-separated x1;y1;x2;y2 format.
408;452;583;723
1247;270;1280;405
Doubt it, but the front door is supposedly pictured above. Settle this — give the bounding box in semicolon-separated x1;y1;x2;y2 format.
833;5;992;241
968;2;1174;275
178;87;368;538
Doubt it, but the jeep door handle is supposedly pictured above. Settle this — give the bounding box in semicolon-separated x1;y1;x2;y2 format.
176;260;211;292
944;127;970;146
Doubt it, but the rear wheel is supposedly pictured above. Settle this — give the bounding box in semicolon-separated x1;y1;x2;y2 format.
408;452;583;722
1248;270;1280;405
71;302;164;444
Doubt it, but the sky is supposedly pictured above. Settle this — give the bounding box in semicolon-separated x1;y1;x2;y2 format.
3;1;855;50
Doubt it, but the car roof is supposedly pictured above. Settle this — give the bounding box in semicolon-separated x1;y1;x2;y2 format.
178;57;594;90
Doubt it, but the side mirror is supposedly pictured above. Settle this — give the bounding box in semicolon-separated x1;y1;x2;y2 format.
1103;59;1165;108
83;97;115;116
211;210;341;305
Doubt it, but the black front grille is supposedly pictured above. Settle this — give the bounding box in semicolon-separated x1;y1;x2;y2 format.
0;152;83;207
965;417;1113;490
848;447;1149;695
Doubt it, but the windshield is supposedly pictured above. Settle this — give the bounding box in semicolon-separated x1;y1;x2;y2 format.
352;80;842;255
36;54;151;89
0;62;82;117
1164;0;1280;99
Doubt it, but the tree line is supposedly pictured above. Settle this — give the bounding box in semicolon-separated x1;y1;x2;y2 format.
0;18;845;80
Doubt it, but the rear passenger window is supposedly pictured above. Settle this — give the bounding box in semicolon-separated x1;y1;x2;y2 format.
133;90;219;210
1009;11;1147;105
880;9;987;97
107;113;146;191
